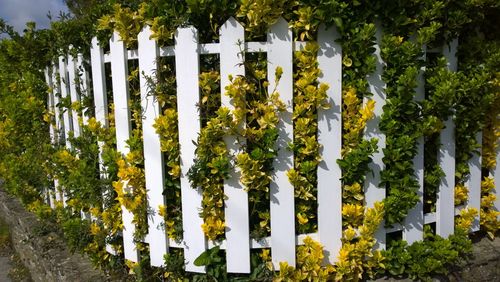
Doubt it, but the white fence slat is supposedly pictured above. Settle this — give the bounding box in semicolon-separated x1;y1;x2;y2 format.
44;67;57;208
317;25;342;264
90;37;116;254
91;38;109;130
51;65;62;144
59;56;73;150
67;51;81;137
404;45;426;243
110;32;139;262
77;53;90;125
58;56;71;206
175;26;206;273
45;68;56;145
268;18;296;269
138;26;169;267
51;65;64;204
220;17;251;273
494;119;500;220
467;132;482;231
364;23;386;249
437;39;458;238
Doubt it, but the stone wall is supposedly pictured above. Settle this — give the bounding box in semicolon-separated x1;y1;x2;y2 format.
0;188;107;282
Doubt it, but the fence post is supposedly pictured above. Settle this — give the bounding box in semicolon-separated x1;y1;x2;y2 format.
220;17;251;273
175;26;206;273
436;39;458;238
109;31;139;262
364;22;386;249
138;26;168;267
404;45;426;243
268;17;295;269
317;24;342;264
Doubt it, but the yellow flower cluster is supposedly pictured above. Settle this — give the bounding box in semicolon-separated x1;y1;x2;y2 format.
277;203;384;281
288;42;330;234
455;208;478;232
342;87;375;155
454;184;469;206
276;236;334;281
335;202;385;281
480;177;500;238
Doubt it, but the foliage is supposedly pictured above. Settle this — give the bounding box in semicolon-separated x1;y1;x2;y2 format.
0;0;499;280
288;42;329;233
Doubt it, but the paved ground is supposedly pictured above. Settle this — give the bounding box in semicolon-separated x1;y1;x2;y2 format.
0;256;12;282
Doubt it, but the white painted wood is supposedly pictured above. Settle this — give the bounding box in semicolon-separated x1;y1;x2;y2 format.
59;56;73;149
437;38;458;238
294;41;307;51
467;132;482;231
51;65;62;143
364;23;386;249
317;25;342;264
110;32;139;262
90;37;116;255
245;42;267;52
45;68;56;145
44;67;57;208
58;56;71;207
268;18;295;269
404;45;426;244
127;49;139;60
91;38;109;130
220;17;250;273
67;50;81;137
494;119;500;221
76;53;90;125
138;26;168;267
175;26;206;273
199;43;220;54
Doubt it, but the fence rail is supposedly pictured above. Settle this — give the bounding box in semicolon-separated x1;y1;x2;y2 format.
45;17;498;274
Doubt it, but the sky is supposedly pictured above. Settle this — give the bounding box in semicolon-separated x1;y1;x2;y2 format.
0;0;69;34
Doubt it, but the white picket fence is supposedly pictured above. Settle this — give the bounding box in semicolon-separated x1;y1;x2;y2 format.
44;17;500;274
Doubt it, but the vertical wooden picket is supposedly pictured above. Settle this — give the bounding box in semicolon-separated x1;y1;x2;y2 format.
268;18;295;269
467;132;482;231
59;55;73;149
220;17;250;273
51;65;63;204
110;32;139;262
437;39;458;238
67;50;81;137
138;26;168;267
494;123;500;220
404;46;426;243
58;56;71;206
90;37;116;254
317;25;342;264
44;67;57;208
45;68;56;146
76;53;90;125
364;23;386;249
175;26;206;273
